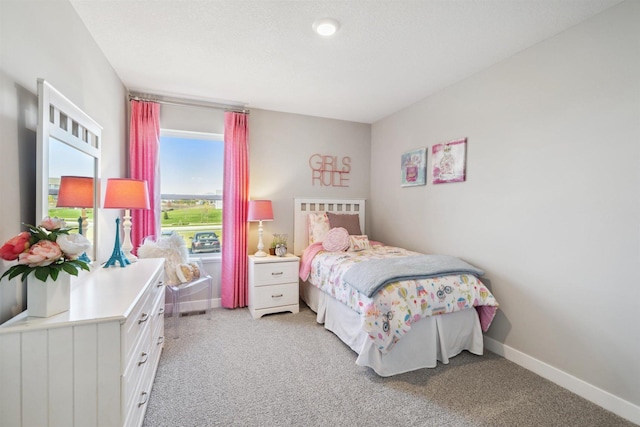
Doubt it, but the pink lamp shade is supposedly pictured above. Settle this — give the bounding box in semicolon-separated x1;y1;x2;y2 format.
56;176;94;208
247;200;274;221
103;178;150;210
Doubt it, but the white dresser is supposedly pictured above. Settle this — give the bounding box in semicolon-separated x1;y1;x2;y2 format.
0;258;165;427
248;254;300;319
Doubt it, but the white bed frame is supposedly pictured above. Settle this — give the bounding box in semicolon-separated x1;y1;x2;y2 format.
293;197;365;255
294;197;484;376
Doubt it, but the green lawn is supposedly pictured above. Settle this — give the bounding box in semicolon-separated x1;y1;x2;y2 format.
161;206;223;250
48;207;92;230
51;205;225;251
161;206;221;226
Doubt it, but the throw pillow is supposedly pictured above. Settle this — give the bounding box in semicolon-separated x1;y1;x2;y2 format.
322;227;350;252
307;212;330;244
326;212;362;235
348;235;371;252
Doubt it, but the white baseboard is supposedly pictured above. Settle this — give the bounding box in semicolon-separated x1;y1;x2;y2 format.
484;336;640;425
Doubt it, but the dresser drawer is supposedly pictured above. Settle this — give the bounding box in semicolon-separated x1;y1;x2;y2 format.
251;282;298;309
123;291;152;364
122;269;163;363
122;293;163;423
149;290;165;357
123;369;151;427
252;261;299;287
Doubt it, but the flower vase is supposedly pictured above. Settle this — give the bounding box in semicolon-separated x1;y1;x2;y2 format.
27;273;71;317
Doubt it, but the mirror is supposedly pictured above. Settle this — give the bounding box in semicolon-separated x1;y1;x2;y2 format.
48;138;96;253
36;79;101;261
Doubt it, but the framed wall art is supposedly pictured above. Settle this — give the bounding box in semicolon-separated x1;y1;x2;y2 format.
431;138;467;184
401;147;427;187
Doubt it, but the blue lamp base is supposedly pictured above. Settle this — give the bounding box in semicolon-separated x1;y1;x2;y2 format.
104;217;130;268
76;217;91;264
78;252;92;264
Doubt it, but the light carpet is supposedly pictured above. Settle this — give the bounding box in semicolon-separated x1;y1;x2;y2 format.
143;305;635;427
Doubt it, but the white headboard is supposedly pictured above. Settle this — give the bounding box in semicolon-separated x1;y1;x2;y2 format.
293;198;366;256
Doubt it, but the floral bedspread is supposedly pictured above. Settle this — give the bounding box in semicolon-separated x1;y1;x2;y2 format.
306;245;499;353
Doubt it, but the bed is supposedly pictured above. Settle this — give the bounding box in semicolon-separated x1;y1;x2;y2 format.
294;197;498;376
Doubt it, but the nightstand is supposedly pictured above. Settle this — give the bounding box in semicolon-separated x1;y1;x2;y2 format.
248;254;300;319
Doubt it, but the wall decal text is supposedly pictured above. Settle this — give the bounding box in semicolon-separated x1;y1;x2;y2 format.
309;154;351;187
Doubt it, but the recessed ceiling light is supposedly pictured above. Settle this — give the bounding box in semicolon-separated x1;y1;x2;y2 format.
312;18;340;36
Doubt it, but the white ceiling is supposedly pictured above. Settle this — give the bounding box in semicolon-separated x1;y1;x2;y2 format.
70;0;622;124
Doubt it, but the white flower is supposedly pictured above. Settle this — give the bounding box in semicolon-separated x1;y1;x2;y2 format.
56;233;91;258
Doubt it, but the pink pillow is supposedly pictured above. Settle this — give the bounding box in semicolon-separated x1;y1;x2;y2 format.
322;227;350;252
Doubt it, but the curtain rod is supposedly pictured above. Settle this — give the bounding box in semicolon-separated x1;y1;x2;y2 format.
128;94;249;114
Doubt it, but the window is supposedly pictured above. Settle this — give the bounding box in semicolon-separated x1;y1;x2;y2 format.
159;130;224;255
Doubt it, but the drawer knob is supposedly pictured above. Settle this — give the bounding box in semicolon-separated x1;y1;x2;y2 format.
158;307;165;316
271;272;283;276
138;313;150;324
138;391;149;407
272;294;283;298
157;280;164;288
138;352;149;366
157;336;165;345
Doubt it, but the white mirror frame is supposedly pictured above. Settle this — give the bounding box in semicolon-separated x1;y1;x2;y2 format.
36;79;102;261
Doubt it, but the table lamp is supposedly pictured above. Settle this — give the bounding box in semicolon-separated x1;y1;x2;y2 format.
56;175;93;263
103;178;150;267
247;200;273;257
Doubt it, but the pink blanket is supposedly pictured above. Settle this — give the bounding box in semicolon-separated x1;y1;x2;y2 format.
299;242;324;281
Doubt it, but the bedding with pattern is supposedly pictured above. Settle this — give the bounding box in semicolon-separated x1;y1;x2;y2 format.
300;243;499;353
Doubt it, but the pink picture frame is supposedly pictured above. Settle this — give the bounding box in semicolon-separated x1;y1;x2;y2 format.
431;138;467;184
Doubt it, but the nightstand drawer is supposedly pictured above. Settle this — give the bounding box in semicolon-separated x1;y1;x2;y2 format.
252;261;299;287
251;283;298;309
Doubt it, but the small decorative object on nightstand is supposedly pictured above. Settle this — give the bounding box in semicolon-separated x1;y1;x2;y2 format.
248;254;300;319
271;233;288;257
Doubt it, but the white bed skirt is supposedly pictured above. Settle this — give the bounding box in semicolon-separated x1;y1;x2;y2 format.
300;280;484;376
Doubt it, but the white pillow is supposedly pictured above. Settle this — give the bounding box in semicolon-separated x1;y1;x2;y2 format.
307;212;330;244
348;235;371;252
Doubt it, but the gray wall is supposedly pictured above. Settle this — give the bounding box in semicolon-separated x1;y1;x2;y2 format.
0;0;127;323
1;0;637;420
371;0;639;410
249;108;371;252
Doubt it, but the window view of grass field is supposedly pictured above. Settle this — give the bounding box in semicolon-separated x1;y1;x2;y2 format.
47;205;94;241
160;133;224;255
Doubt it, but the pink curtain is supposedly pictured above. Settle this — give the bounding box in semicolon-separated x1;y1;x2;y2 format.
221;112;250;308
129;100;160;254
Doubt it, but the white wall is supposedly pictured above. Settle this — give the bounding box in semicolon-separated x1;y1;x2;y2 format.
249;108;371;253
0;0;127;322
371;0;639;418
159;103;225;135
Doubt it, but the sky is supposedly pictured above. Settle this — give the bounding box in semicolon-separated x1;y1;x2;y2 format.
50;138;94;177
160;135;224;195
